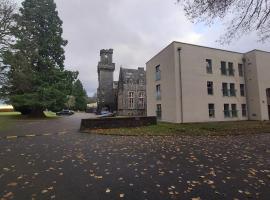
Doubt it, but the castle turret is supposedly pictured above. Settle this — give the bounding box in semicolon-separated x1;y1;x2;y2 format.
97;49;116;112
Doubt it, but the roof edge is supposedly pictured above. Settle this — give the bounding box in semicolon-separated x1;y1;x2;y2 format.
172;41;244;54
146;41;270;64
244;49;270;54
146;42;174;64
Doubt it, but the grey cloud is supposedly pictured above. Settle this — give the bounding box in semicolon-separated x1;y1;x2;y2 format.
15;0;270;96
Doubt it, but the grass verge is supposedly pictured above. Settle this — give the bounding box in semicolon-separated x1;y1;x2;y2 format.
44;111;58;118
0;112;21;116
90;121;270;136
0;111;58;131
0;117;12;131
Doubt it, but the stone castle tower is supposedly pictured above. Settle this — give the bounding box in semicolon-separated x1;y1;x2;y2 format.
97;49;116;112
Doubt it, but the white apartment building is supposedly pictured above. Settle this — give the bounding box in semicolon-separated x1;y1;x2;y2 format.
146;41;270;123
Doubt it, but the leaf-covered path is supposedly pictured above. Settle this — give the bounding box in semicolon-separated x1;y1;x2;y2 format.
0;114;269;200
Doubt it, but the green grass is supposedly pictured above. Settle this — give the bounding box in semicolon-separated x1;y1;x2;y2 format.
0;118;11;131
0;111;58;118
0;112;21;116
0;113;20;131
44;111;58;118
0;111;58;131
90;121;270;136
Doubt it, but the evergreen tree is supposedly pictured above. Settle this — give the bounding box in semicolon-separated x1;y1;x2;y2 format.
72;79;87;111
1;0;77;116
65;95;75;110
0;0;16;86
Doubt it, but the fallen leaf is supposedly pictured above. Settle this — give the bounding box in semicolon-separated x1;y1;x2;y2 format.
120;193;125;198
7;182;18;187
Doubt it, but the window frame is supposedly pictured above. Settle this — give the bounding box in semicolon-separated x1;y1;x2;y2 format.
230;83;236;96
240;84;245;96
208;103;215;118
128;91;135;109
222;83;229;96
221;61;227;75
228;62;234;76
156;84;161;100
207;81;214;95
138;92;145;109
242;104;247;117
238;64;244;77
224;104;230;118
231;104;238;117
156;104;162;119
155;65;161;81
206;59;213;74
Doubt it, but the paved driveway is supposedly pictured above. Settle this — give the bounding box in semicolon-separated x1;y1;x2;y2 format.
0;113;95;137
0;113;270;200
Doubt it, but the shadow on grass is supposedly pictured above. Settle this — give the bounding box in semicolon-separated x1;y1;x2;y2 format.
89;121;270;137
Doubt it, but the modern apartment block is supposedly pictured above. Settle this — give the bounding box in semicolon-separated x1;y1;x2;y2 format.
146;41;270;123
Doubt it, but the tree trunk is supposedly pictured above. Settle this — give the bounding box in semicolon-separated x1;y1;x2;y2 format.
16;106;31;115
28;109;46;118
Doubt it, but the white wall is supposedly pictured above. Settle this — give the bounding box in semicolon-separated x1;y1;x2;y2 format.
146;43;178;123
146;42;270;123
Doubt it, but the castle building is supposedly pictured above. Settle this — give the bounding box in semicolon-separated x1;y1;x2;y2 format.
146;41;270;123
97;49;116;112
97;49;146;116
117;67;146;116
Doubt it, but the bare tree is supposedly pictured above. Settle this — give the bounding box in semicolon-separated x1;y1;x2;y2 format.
179;0;270;43
0;0;16;85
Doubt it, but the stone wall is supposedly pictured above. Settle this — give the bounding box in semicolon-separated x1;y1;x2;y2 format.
118;109;146;116
117;67;147;116
97;49;116;113
80;116;157;131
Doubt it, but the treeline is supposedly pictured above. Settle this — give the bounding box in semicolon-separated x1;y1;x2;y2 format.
0;0;88;117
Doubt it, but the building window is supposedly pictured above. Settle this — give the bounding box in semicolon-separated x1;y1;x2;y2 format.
224;104;230;118
138;92;145;109
156;104;162;119
156;84;161;100
207;81;214;95
155;65;161;81
206;59;212;74
221;61;227;75
128;79;133;85
222;83;229;96
230;83;236;96
128;92;134;109
240;84;245;96
208;104;215;118
139;79;144;86
228;62;234;76
242;104;247;117
231;104;238;117
238;64;244;77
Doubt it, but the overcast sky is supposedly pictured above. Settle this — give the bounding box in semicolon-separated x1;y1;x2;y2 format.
16;0;270;96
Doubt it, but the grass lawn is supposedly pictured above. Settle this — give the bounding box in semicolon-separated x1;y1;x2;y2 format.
0;112;21;116
90;121;270;136
0;111;58;118
0;113;21;131
0;111;58;131
44;111;58;118
0;118;12;131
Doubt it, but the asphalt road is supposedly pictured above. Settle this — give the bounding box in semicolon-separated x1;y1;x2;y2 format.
0;113;93;137
0;113;270;200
